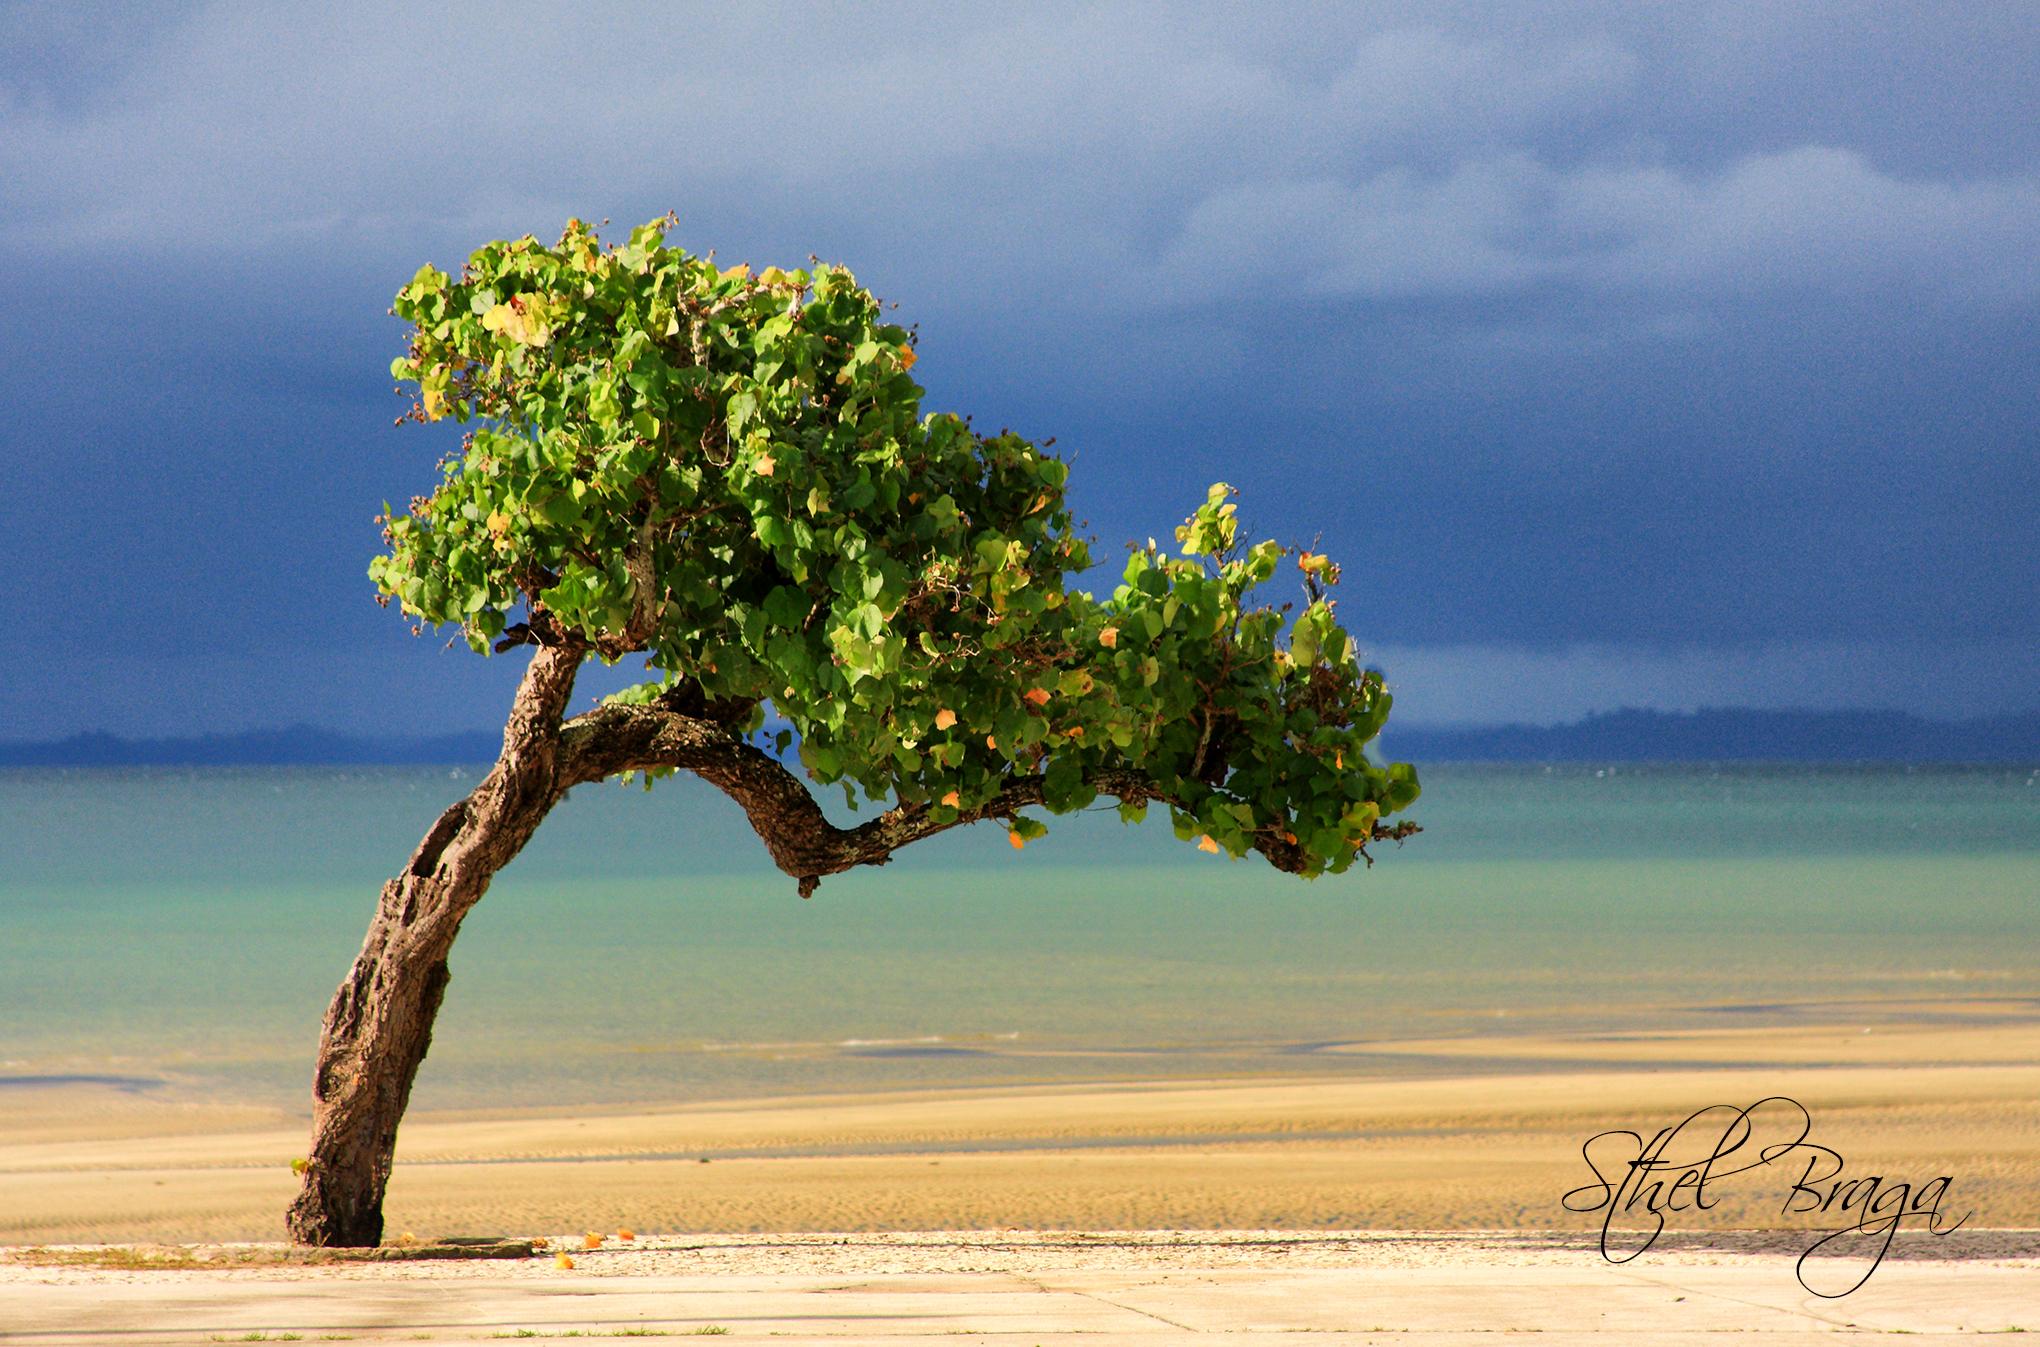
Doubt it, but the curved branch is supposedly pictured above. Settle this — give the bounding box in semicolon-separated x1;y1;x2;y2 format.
556;702;1160;895
555;700;1417;896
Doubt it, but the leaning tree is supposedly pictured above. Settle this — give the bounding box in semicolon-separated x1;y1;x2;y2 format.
285;218;1420;1247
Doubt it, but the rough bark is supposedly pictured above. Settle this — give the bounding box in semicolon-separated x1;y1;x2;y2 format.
284;644;582;1246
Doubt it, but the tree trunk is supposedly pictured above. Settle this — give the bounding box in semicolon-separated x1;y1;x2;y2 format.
285;644;582;1246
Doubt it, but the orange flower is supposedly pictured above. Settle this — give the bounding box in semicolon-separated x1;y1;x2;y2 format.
899;346;918;371
1067;725;1083;738
986;734;998;750
1196;835;1220;854
1098;627;1119;648
941;790;961;808
1008;829;1026;850
934;708;957;730
754;453;775;477
1024;688;1051;707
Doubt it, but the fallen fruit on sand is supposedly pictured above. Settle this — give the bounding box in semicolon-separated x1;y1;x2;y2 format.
618;1228;636;1240
583;1232;604;1249
555;1252;575;1269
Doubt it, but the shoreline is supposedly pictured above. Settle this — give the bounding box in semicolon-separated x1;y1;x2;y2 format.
4;1011;2035;1246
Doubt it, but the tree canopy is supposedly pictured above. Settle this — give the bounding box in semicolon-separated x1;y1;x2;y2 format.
372;217;1417;883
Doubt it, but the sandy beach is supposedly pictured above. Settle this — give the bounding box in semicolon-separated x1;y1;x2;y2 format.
4;1006;2034;1244
7;1003;2034;1340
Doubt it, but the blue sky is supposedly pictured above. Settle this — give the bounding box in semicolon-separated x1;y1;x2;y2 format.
2;1;2034;736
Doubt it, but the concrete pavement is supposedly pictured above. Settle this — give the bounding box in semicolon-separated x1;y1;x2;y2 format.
2;1232;2033;1344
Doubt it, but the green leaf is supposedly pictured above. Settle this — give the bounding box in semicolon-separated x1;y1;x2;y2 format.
764;585;810;629
1042;756;1086;812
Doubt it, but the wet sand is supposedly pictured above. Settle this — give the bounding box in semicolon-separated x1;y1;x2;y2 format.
3;1009;2034;1245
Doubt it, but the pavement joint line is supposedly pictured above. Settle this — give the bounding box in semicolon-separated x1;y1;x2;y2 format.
1026;1275;1204;1333
1604;1263;1876;1333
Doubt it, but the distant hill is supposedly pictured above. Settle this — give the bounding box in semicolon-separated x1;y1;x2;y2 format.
0;724;500;767
1379;707;2040;763
2;707;2035;767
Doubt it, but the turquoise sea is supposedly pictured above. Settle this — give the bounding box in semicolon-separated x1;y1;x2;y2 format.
1;764;2035;1115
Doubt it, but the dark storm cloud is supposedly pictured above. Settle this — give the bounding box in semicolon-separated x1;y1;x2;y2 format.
0;2;2033;733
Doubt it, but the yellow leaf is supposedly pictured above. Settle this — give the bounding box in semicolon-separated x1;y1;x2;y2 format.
1197;835;1220;854
481;296;554;347
1098;627;1119;648
720;262;751;280
941;790;961;807
757;266;789;286
1008;830;1026;850
486;511;510;535
755;453;775;477
421;386;446;421
934;708;957;730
